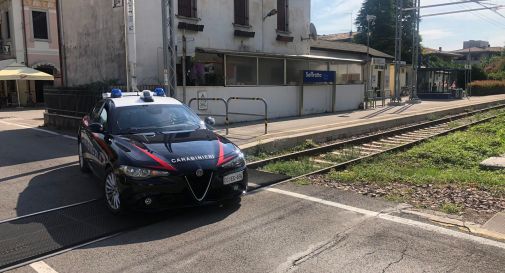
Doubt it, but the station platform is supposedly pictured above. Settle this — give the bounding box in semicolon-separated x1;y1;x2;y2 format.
213;94;505;152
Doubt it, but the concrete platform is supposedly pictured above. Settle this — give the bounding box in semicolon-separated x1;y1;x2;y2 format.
214;95;505;153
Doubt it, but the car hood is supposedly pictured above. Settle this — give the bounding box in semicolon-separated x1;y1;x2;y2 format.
114;129;239;173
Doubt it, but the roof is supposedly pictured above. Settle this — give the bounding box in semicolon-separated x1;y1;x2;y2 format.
109;94;182;108
0;62;54;81
196;47;364;63
318;32;359;41
310;40;394;59
422;48;463;58
451;47;504;54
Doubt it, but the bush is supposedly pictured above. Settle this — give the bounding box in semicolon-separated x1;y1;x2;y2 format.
469;80;505;96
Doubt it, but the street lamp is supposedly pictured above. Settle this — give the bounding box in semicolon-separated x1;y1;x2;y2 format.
365;15;376;109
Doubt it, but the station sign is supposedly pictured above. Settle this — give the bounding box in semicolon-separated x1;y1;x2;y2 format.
303;70;335;83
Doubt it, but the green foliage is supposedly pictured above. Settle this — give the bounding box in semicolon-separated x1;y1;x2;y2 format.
262;158;322;177
354;0;416;61
441;203;462;214
469;80;505;96
326;113;505;194
422;55;462;69
246;139;319;162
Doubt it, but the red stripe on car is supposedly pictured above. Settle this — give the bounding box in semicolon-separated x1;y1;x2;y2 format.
133;144;177;171
216;139;234;166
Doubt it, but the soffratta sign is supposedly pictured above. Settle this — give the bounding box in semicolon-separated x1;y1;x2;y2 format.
303;70;336;83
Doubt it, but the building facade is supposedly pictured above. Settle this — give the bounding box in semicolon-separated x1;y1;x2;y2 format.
0;0;61;106
59;0;366;123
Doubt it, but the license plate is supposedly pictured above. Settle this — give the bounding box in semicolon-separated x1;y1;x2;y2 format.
223;171;244;185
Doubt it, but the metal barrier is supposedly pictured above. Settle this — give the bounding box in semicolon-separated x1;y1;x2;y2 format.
44;88;103;117
188;98;229;135
227;97;268;134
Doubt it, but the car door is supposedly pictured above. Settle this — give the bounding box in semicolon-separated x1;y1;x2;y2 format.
91;102;111;179
79;100;105;171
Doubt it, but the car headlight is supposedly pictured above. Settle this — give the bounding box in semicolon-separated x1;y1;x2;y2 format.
118;165;170;178
221;152;246;169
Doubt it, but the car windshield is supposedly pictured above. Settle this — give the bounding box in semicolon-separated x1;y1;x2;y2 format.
114;104;202;134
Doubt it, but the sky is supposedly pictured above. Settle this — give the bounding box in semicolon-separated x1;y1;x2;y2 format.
311;0;505;51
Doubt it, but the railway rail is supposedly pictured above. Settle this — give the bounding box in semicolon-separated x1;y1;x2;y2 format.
1;103;504;272
247;103;505;191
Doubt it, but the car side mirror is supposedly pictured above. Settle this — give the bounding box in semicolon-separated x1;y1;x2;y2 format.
205;117;216;126
88;123;104;133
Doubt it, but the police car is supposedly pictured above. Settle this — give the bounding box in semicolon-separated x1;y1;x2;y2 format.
78;88;247;213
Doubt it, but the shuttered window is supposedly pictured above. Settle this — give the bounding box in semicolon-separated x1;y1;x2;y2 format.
32;11;49;40
277;0;289;31
234;0;249;26
178;0;197;18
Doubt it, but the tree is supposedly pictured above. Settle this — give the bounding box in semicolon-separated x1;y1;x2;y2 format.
354;0;416;63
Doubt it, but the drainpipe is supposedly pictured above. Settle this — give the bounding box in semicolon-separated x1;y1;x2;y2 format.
56;0;66;86
21;0;28;65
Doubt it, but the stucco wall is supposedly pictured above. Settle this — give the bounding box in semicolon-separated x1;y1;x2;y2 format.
60;0;126;86
182;84;364;124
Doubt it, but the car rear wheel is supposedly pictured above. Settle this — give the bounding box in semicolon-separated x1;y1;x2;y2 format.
105;170;124;214
78;141;90;173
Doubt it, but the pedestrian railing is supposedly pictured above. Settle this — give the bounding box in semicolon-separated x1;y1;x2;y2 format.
188;98;229;135
227;97;268;135
188;97;269;135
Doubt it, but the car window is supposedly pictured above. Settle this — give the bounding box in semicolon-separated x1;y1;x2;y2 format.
113;104;202;133
91;101;105;121
99;108;108;130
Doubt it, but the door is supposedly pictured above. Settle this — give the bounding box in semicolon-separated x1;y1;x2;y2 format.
34;67;54;103
81;100;106;175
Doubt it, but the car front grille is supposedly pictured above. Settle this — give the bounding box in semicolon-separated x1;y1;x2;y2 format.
184;171;213;202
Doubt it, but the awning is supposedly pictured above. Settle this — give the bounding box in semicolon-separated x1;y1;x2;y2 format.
0;62;54;81
196;48;364;63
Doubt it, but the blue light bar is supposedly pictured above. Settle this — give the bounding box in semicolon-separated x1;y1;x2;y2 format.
111;89;123;98
154;88;165;96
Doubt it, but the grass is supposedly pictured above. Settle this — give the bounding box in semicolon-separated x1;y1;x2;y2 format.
261;158;324;177
327;112;505;195
246;139;319;162
441;203;463;215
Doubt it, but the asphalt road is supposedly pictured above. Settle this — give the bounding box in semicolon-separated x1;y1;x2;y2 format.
1;113;505;273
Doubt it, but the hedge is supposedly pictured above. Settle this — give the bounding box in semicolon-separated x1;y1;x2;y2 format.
469;80;505;96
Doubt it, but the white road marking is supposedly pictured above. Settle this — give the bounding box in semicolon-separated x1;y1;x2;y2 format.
29;261;59;273
0;120;77;141
266;187;505;250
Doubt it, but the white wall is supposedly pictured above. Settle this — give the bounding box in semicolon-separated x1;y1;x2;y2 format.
181;84;364;124
133;0;311;85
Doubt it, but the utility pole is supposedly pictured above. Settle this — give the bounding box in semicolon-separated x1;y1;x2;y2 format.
392;0;403;104
182;34;187;104
366;15;376;109
409;0;420;102
162;0;177;97
124;0;138;92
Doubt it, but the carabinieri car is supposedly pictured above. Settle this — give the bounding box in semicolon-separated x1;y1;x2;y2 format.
78;89;248;213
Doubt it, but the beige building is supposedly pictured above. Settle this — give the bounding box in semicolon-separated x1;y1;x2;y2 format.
0;0;60;107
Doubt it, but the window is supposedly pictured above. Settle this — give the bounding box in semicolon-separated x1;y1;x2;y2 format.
348;64;363;83
178;0;197;18
330;63;363;85
99;108;108;130
177;53;224;86
234;0;249;26
286;59;308;85
114;105;201;133
259;58;284;85
226;56;257;85
32;11;49;39
277;0;289;32
5;11;10;39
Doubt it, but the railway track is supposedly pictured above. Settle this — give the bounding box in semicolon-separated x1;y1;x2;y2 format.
247;103;505;190
1;103;504;272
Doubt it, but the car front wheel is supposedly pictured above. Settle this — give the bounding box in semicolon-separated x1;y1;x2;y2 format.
105;170;124;214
